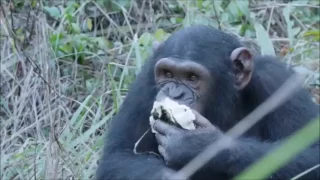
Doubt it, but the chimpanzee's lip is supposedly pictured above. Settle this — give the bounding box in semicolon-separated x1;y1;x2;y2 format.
156;95;193;106
181;98;194;106
175;98;196;109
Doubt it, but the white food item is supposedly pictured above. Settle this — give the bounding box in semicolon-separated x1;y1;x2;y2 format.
134;98;196;154
149;97;196;131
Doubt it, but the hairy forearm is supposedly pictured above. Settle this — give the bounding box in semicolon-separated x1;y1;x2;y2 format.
208;138;320;179
96;151;170;180
163;130;319;179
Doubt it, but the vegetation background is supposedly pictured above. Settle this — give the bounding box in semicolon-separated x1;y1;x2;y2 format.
1;0;319;179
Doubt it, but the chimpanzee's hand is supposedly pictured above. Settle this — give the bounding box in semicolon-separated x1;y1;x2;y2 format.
152;110;225;169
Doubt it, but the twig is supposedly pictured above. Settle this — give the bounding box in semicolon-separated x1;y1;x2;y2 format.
135;0;147;35
273;9;287;37
266;2;275;33
133;128;151;154
212;0;221;30
172;73;307;179
291;164;320;180
27;0;41;47
291;13;307;31
250;3;320;11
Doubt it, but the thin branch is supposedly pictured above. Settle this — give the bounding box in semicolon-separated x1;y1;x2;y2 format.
291;164;320;180
250;3;320;10
212;0;221;30
266;1;275;33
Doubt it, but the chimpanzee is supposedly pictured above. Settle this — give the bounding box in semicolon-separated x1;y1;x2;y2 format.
96;25;319;180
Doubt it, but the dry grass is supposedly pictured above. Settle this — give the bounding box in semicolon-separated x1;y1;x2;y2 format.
1;0;319;179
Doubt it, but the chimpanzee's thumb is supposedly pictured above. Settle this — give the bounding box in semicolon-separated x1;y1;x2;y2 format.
191;110;214;128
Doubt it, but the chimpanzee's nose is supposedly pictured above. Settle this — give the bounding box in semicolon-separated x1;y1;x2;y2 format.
168;87;185;100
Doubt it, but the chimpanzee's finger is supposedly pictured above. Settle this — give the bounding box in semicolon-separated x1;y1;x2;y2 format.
155;132;167;146
158;145;166;157
191;110;215;128
153;120;179;136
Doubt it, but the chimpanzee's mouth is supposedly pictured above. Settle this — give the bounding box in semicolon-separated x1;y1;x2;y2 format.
155;91;196;109
176;98;194;106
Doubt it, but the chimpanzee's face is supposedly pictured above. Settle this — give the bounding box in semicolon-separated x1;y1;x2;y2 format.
154;58;211;113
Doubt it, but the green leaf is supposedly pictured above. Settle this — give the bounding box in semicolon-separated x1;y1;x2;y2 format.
244;29;255;38
31;0;37;8
78;41;86;52
15;28;23;35
235;0;250;17
86;18;93;31
239;24;250;36
254;23;275;56
49;33;64;50
86;78;98;93
220;12;229;23
227;1;239;18
303;30;320;37
170;17;184;25
43;6;61;20
139;33;152;47
154;29;167;41
197;0;204;9
65;1;79;14
60;43;73;54
93;37;108;50
71;23;81;34
114;0;131;8
303;30;320;41
65;13;73;23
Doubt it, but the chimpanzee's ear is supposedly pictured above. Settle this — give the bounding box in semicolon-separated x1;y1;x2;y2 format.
230;47;254;90
152;41;162;52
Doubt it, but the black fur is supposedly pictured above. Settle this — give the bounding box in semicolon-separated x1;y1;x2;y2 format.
96;25;320;180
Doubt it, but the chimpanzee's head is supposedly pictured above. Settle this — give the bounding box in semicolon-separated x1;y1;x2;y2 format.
152;25;254;114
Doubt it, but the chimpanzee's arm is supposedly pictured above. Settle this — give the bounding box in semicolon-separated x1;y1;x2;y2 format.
95;70;178;179
95;117;174;180
95;111;174;179
200;138;320;179
95;150;173;180
161;118;320;180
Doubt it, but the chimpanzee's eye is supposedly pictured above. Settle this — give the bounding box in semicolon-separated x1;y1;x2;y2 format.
164;70;173;78
187;73;198;82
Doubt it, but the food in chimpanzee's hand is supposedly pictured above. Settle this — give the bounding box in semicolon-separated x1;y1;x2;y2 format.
149;97;196;131
134;98;196;155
